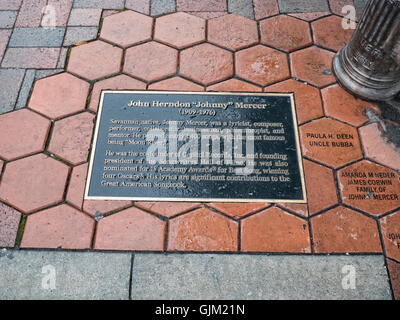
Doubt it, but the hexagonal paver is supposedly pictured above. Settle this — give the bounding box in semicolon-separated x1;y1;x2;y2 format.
312;15;354;52
48;112;95;166
359;123;400;171
208;202;270;219
100;10;153;48
265;79;324;124
28;73;89;119
276;203;308;218
207;78;262;92
0;202;21;247
241;207;311;252
290;46;336;87
0;109;50;160
68;41;123;81
168;207;238;251
124;41;178;82
260;15;312;52
311;206;382;253
235;45;290;86
66;162;88;210
135;202;201;218
21;204;94;249
83;199;132;217
180;43;233;85
89;75;146;112
380;211;400;261
94;207;166;251
148;76;204;91
338;160;400;216
300;118;363;168
303;159;338;215
154;12;205;49
322;84;379;127
0;154;69;213
208;14;258;51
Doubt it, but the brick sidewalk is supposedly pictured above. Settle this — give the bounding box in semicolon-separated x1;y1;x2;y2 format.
0;0;399;300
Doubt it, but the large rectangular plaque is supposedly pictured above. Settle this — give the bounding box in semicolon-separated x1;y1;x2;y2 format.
85;91;307;203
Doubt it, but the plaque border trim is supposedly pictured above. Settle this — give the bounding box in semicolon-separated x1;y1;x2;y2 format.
84;90;307;203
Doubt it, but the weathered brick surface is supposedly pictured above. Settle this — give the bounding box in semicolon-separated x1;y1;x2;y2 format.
2;47;60;68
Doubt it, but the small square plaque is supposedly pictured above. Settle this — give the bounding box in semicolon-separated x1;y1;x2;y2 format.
85;91;306;203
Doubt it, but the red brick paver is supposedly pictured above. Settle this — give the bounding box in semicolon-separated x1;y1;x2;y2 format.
100;11;153;48
168;207;238;251
155;12;205;49
260;15;312;52
322;84;379;127
290;46;336;87
48;112;95;165
95;207;166;251
29;73;89;119
311;206;382;253
68;41;123;81
300;118;363;168
66;162;88;210
264;79;324;124
0;154;69;213
241;207;311;252
21;204;94;249
0;109;50;160
359;123;400;171
312;15;354;52
338;161;400;216
180;43;233;85
208;14;258;51
236;45;290;86
124;41;178;82
303;159;338;215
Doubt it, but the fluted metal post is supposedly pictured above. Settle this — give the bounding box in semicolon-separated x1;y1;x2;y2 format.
333;0;400;101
